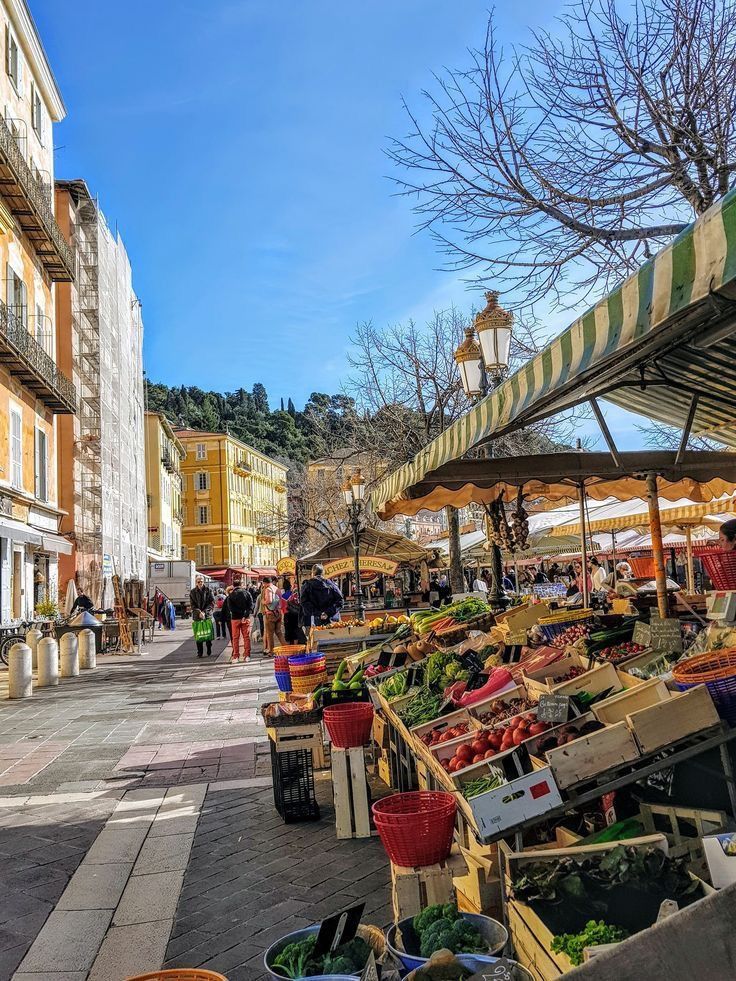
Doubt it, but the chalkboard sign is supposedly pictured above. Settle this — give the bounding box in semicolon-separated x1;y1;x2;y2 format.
537;693;571;724
467;958;515;981
359;950;379;981
377;647;407;668
314;902;365;956
632;621;651;647
649;616;683;653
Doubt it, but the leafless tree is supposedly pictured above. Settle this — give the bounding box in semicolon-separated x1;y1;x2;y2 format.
389;0;736;308
636;420;724;452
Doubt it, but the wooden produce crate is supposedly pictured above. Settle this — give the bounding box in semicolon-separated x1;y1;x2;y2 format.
332;745;372;839
267;723;326;768
372;713;390;750
411;706;478;747
468;683;532;722
639;802;727;878
377;749;392;787
501;835;668;981
625;684;720;754
522;651;589;699
390;847;467;923
592;677;671;726
454;844;502;918
550;660;624;699
525;713;640;790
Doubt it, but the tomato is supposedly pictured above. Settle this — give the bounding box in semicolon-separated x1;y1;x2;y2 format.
471;739;488;755
487;731;504;751
484;748;496;759
512;728;527;746
472;754;485;764
528;722;549;736
441;759;451;770
456;744;474;762
507;717;520;729
500;734;514;751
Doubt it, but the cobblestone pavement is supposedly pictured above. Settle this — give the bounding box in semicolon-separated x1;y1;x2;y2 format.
0;626;391;980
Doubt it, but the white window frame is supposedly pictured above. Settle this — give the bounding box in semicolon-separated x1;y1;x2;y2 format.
5;27;19;93
34;426;47;502
9;402;22;490
195;443;206;460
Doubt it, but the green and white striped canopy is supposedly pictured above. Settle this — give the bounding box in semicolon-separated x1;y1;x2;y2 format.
374;186;736;519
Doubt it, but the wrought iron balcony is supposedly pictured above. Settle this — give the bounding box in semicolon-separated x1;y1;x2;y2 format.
0;298;76;412
0;115;75;281
161;446;176;473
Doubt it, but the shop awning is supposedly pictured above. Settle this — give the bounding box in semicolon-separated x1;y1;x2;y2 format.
251;567;278;578
550;494;736;536
0;517;42;546
300;528;430;566
41;533;73;555
373;187;736;519
375;451;736;520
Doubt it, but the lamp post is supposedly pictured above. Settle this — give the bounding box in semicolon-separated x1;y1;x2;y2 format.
454;291;514;610
342;469;366;621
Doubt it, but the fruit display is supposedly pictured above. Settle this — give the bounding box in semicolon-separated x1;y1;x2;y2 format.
596;641;646;664
532;719;605;756
419;721;472;747
551;624;591;649
439;714;553;772
554;665;586;682
312;617;366;630
475;695;537;727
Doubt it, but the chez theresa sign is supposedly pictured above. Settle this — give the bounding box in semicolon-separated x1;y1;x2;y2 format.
322;556;399;578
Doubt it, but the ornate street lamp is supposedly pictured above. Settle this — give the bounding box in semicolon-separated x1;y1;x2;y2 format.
454;291;514;610
342;469;367;621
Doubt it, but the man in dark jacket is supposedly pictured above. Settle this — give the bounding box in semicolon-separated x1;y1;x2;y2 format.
299;564;343;627
190;576;215;658
228;578;254;662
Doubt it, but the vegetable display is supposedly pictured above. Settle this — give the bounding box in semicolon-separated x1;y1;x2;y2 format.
551;920;629;966
419;721;472;747
533;719;604;756
398;688;446;728
379;672;409;699
424;650;469;692
272;933;372;979
460;770;506;799
331;661;364;692
596;641;645;664
410;599;491;637
440;714;552;773
411;904;487;958
551;624;591;649
475;696;536;726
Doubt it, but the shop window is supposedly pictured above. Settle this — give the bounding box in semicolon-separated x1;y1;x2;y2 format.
9;403;21;489
34;427;47;502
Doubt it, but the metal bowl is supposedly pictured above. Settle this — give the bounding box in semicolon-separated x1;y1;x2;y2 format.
385;913;509;971
264;924;381;980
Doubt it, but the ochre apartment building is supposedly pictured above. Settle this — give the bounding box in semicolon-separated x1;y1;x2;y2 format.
175;429;289;575
145;412;184;560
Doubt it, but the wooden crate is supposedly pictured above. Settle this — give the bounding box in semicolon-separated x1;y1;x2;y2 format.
372;713;389;750
592;678;671;726
377;750;392;787
266;723;326;768
522;652;589;699
551;661;623;699
454;845;502;918
332;746;372;839
390;848;467;923
639;802;727;878
626;685;720;754
539;719;640;789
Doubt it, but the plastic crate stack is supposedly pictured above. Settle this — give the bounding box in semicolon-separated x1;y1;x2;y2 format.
289;653;327;694
270;742;320;822
274;653;291;693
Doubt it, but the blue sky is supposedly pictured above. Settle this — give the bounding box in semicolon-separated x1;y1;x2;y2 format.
33;0;647;449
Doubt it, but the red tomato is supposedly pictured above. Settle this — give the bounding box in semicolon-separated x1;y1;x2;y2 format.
484;748;496;759
512;728;527;746
471;739;488;756
528;722;549;736
448;758;461;772
438;732;453;743
472;754;485;764
456;744;474;762
501;735;514;752
488;731;504;751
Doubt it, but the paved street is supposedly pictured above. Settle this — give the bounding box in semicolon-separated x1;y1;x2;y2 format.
0;626;390;981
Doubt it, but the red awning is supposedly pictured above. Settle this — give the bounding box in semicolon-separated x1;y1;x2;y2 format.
251;566;278;578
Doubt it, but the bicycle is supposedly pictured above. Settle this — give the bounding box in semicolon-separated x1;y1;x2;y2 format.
0;620;37;665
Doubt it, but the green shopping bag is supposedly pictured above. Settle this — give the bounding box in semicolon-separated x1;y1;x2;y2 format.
192;617;214;643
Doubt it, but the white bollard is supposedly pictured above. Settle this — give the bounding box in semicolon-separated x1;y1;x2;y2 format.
60;632;79;678
37;637;59;687
8;643;32;699
25;628;42;669
78;629;96;670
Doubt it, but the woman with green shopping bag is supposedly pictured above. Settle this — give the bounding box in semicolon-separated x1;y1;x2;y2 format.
190;575;215;657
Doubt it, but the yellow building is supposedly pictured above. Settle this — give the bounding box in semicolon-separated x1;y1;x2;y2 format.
0;2;76;620
175;429;289;573
145;412;184;560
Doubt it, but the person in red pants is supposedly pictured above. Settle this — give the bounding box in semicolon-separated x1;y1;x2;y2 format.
227;578;254;662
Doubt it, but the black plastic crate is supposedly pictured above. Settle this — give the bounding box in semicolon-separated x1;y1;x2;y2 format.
270;743;320;823
318;685;370;708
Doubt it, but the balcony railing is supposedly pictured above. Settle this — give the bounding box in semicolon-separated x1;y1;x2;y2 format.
0;115;75;281
0;298;76;413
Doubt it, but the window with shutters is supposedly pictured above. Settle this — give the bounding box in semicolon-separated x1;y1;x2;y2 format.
196;471;209;491
197;505;209;525
196;443;206;460
9;403;21;489
30;82;42;142
7;266;26;326
34;427;47;502
6;28;19;92
195;543;213;565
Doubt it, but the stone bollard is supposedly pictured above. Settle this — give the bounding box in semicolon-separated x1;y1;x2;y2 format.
37;637;59;687
8;643;32;699
25;628;42;669
60;632;79;678
78;629;96;670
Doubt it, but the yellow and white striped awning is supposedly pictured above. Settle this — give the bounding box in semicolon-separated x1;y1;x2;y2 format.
550;495;736;536
374;186;736;520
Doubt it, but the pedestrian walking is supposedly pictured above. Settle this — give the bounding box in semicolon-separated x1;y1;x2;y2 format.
281;577;304;644
299;563;344;629
213;589;227;638
228;578;255;662
262;576;286;654
190;575;215;658
221;585;233;642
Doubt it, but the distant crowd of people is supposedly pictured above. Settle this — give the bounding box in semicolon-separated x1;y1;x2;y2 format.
188;563;345;663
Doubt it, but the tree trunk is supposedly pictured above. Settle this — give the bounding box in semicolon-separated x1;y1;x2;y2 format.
446;506;464;593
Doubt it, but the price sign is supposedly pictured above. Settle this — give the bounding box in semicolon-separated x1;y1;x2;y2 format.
632;621;651;647
377;648;407;668
359;950;379;981
537;693;571;725
313;902;365;957
649;616;683;653
467;958;515;981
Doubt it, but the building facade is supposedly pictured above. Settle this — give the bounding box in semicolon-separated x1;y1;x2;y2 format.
175;429;288;572
55;180;146;600
0;1;75;621
145;412;184;560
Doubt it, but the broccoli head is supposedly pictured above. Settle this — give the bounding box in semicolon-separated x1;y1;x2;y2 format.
413;902;459;938
419;918;458;958
448;918;485;953
274;935;318;979
321;954;354;975
331;936;371;972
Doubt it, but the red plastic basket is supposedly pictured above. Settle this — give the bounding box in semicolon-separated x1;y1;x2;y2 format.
323;703;374;748
700;550;736;589
372;791;456;866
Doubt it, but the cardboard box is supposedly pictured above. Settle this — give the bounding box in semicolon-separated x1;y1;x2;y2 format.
703;834;736;888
